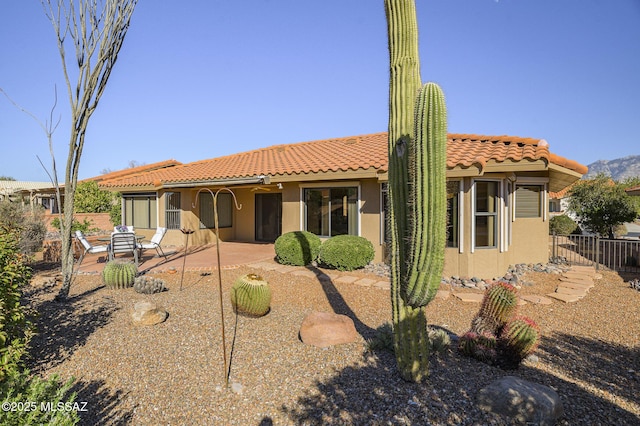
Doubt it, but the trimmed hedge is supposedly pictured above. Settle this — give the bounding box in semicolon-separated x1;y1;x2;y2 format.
318;235;374;271
274;231;321;266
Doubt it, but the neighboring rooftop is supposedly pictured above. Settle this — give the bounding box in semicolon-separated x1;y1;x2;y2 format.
0;180;52;199
82;159;183;183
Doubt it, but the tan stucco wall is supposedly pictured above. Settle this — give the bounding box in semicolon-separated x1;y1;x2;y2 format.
510;217;549;265
441;176;550;279
281;184;301;234
279;179;382;260
133;173;551;279
359;180;384;261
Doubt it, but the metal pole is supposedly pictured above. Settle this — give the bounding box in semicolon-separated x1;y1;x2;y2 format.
595;235;600;271
192;188;242;387
179;229;193;291
213;195;228;386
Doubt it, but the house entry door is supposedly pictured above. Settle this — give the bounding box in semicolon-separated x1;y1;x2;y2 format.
255;193;282;242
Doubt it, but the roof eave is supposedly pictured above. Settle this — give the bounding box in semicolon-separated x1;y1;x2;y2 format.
160;175;270;189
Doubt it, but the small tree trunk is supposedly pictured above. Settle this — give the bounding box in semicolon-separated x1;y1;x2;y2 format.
56;184;76;300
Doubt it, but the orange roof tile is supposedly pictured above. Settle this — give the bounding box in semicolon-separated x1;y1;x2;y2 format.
98;133;587;188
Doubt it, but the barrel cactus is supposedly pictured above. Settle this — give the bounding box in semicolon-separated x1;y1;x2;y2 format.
472;281;519;334
385;0;448;382
458;331;498;364
102;259;137;289
230;273;271;317
460;283;540;368
134;275;166;294
500;316;540;364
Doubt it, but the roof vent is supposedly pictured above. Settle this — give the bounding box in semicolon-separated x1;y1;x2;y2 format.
344;138;358;145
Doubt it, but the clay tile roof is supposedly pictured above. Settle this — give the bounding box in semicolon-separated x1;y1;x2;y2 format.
98;133;587;188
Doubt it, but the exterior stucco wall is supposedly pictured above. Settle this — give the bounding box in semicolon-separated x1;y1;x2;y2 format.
128;173;551;279
510;217;549;265
359;180;384;262
441;176;550;279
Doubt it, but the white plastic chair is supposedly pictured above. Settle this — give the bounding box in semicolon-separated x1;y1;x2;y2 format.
75;230;108;265
140;227;167;259
109;232;140;266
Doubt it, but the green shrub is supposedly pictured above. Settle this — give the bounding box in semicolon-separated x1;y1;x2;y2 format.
318;235;374;271
549;215;578;235
365;323;394;353
50;217;96;234
0;228;33;382
0;228;78;425
274;231;321;266
1;372;79;425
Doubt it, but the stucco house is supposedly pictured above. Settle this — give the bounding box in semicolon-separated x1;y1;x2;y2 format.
98;132;587;279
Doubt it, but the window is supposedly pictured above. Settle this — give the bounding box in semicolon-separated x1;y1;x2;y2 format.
516;185;543;218
446;181;460;248
199;192;232;229
381;181;460;248
474;181;498;248
123;193;157;229
380;183;388;243
165;192;181;229
549;199;562;213
304;187;358;237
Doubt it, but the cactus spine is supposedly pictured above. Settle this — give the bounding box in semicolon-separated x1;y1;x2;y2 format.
460;283;540;368
473;282;519;333
102;260;137;289
385;0;448;382
230;273;271;317
403;83;447;307
500;316;539;362
134;275;166;294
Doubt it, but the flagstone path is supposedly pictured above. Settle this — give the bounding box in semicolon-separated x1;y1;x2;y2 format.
247;260;600;306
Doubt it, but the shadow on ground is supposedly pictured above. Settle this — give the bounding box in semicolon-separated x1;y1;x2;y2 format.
23;282;118;372
279;329;640;424
71;379;134;426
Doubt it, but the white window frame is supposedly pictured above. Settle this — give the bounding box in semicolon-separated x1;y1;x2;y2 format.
471;179;502;252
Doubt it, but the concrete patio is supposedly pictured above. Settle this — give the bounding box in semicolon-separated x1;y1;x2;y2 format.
74;241;277;275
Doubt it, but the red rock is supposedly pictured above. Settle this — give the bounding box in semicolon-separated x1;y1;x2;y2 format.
299;311;358;348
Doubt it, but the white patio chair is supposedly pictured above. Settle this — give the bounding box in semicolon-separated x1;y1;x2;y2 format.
75;230;108;265
140;227;168;259
109;231;140;267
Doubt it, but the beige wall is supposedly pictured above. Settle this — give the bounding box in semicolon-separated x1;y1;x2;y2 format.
441;176;550;279
139;173;551;280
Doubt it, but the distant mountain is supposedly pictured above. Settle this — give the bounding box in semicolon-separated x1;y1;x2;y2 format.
584;155;640;181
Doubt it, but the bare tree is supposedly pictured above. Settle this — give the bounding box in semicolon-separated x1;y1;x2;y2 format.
41;0;139;300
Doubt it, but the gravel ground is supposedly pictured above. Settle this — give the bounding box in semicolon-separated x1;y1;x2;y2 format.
22;262;640;425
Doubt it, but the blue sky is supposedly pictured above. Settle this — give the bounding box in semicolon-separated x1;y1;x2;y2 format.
1;0;639;182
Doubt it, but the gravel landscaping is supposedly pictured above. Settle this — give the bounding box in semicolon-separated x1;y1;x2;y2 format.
23;262;640;425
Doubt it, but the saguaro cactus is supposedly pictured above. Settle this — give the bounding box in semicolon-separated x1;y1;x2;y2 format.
385;0;448;382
